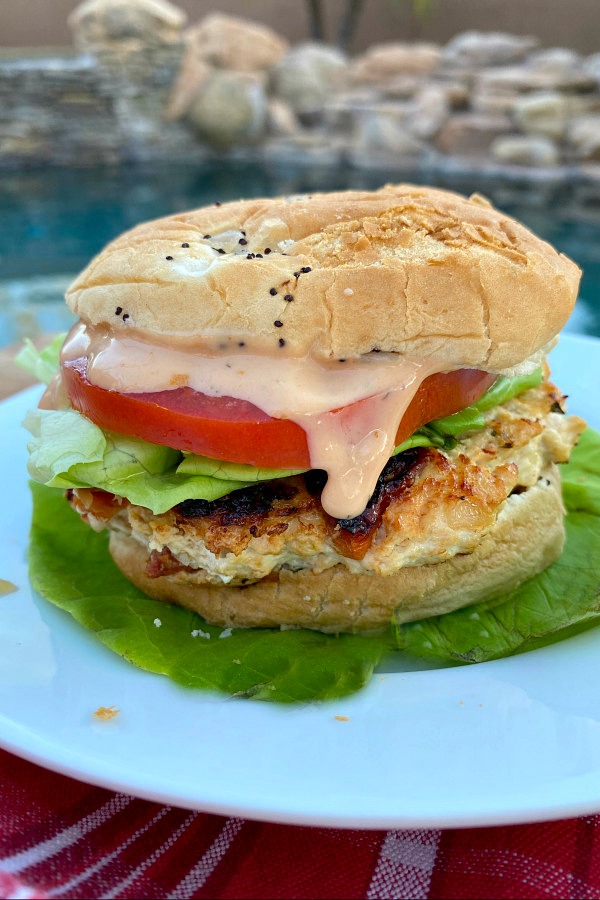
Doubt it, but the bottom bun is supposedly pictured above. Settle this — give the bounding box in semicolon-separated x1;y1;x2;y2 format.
108;465;565;633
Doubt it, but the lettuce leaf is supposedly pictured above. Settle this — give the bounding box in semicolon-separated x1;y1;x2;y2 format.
560;426;600;516
178;453;303;482
428;368;543;438
15;334;65;385
25;408;253;514
28;481;391;702
393;428;600;664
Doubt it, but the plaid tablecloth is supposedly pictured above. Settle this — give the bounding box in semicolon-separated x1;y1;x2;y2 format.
1;749;600;899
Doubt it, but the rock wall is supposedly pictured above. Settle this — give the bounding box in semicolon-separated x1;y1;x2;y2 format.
2;0;600;177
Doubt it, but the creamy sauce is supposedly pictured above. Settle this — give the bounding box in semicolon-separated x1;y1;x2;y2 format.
60;324;442;519
39;373;69;410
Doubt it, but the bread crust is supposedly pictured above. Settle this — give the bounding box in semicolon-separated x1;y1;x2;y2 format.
108;465;565;633
66;185;580;371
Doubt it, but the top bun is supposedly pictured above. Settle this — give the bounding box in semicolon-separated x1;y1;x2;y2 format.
66;184;580;371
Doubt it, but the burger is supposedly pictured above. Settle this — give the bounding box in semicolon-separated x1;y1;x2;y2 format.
26;184;585;634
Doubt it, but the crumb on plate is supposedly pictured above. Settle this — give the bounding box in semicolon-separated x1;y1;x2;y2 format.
0;579;17;596
93;705;120;720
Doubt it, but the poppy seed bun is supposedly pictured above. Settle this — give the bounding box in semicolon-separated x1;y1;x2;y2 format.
65;185;580;372
107;465;565;633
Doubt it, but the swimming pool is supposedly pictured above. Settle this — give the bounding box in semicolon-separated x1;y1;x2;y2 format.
1;160;599;345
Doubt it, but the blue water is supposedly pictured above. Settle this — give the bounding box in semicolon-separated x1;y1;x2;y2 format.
1;161;599;344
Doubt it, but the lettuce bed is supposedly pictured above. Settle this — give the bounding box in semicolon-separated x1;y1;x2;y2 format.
28;429;600;703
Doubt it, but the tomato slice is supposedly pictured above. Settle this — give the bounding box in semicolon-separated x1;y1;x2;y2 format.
62;357;496;469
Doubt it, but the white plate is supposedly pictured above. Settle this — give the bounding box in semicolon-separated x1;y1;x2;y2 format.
1;333;599;830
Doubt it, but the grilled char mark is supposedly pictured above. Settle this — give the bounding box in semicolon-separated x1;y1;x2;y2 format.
176;480;300;525
331;448;427;559
175;448;426;563
335;448;425;533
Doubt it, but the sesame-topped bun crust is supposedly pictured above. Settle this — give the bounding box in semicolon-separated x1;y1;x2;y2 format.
66;184;580;371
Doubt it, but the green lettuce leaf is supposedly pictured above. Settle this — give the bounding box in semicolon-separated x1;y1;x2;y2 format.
393;428;600;664
25;408;107;484
429;368;544;438
15;334;66;385
178;453;303;482
25;408;253;514
560;427;600;516
392;427;456;455
28;482;391;702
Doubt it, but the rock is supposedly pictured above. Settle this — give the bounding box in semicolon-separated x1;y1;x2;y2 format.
528;47;581;77
568;115;600;161
379;75;421;100
166;13;287;121
471;87;520;116
584;53;600;87
352;43;441;85
266;98;299;137
187;70;268;147
491;134;560;166
182;13;288;73
408;85;449;139
321;90;376;133
166;56;211;120
439;80;471;110
88;36;184;143
436;113;511;156
0;55;122;165
477;64;597;94
443;32;539;68
352;105;423;158
578;162;600;182
566;94;600;117
0;51;202;167
513;91;569;140
69;0;186;52
263;132;344;167
271;43;348;115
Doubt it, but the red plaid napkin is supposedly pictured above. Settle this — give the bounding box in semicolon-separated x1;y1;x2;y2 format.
1;747;600;899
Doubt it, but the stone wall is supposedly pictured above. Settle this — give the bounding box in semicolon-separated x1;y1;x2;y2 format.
2;0;600;178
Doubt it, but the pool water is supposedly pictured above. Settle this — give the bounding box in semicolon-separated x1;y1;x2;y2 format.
1;160;600;345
